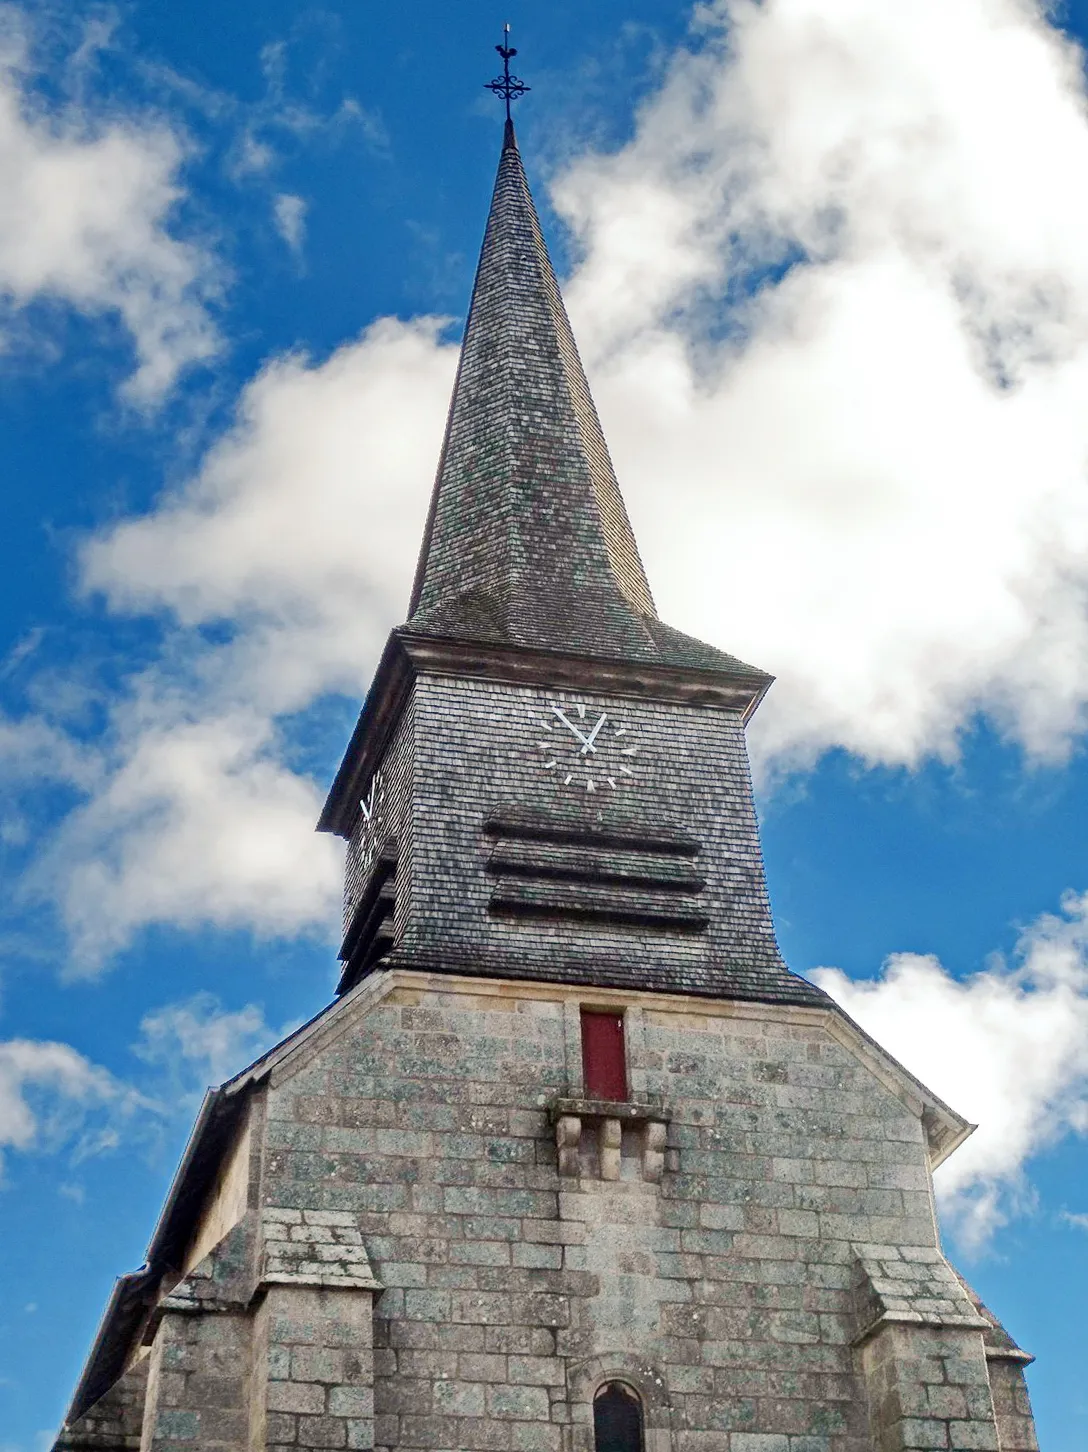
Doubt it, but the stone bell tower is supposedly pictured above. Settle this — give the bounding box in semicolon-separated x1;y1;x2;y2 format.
55;43;1038;1452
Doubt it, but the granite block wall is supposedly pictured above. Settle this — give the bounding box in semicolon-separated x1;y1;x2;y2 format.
140;1306;250;1452
67;973;1029;1452
986;1358;1039;1452
857;1324;998;1452
251;974;1004;1452
251;1284;376;1452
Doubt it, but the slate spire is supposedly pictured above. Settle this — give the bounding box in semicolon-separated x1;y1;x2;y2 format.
406;119;665;662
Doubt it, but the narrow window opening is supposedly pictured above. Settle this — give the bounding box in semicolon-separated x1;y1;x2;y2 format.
594;1382;643;1452
581;1010;627;1101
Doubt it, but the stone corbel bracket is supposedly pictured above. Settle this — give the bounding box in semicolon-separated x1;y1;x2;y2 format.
550;1098;670;1183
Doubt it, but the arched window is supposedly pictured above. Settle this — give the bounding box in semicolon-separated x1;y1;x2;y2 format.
594;1382;644;1452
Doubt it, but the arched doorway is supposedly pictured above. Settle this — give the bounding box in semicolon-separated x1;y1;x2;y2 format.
593;1382;644;1452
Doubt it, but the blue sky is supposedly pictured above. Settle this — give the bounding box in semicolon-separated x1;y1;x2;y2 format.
1;0;1088;1446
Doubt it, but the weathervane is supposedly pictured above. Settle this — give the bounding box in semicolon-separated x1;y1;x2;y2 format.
485;23;530;121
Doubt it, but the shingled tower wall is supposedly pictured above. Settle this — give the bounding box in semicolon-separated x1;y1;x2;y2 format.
55;116;1038;1452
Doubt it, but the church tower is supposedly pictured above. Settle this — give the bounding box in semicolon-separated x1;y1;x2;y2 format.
55;46;1039;1452
321;110;815;1010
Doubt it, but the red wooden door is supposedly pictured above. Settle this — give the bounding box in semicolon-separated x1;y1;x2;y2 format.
581;1010;627;1101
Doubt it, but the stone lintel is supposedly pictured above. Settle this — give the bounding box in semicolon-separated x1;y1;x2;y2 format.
157;1294;206;1316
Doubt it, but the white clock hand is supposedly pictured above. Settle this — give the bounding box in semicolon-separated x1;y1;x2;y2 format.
550;706;595;751
580;713;608;755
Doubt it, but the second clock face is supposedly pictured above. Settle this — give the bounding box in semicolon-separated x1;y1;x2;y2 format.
535;701;638;792
357;771;386;860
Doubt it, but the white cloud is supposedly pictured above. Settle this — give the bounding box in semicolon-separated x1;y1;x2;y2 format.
0;10;218;402
0;1038;146;1179
0;995;283;1184
134;990;288;1100
812;891;1088;1247
232;129;275;178
47;319;452;967
273;192;306;255
0;627;44;681
0;712;91;788
556;0;1088;771
225;38;386;184
38;712;343;970
81;318;452;704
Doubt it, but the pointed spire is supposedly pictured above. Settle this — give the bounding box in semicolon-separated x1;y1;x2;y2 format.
406;115;669;661
407;91;768;685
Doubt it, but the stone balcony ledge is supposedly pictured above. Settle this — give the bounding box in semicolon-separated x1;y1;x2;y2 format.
549;1096;670;1124
548;1098;670;1182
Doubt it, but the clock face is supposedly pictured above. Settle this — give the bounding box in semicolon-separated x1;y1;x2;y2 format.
535;701;638;792
357;771;386;859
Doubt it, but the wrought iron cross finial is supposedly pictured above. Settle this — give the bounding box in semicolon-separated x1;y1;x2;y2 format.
485;23;530;121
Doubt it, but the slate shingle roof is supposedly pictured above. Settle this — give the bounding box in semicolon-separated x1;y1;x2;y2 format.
406;121;765;683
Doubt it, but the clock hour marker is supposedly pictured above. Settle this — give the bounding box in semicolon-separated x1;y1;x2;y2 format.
619;764;634;775
586;779;595;792
564;773;573;784
606;777;617;789
576;704;586;718
544;760;558;769
360;779;380;822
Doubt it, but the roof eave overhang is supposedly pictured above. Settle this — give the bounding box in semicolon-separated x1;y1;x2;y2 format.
63;1266;156;1428
64;1080;260;1427
318;628;772;839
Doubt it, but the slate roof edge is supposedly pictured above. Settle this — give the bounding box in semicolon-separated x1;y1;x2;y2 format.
62;991;344;1428
381;947;826;1006
61;1266;157;1430
318;627;773;838
62;1087;244;1426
